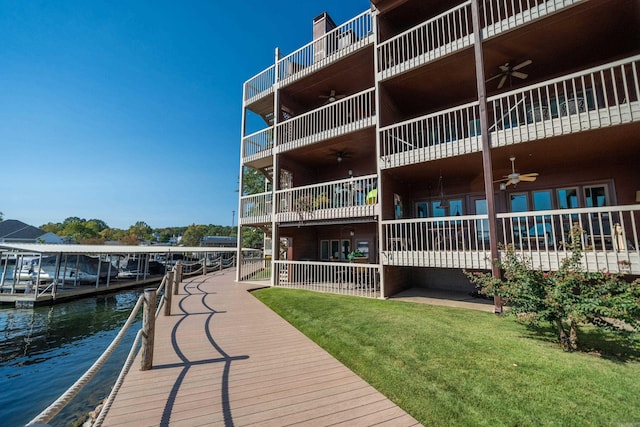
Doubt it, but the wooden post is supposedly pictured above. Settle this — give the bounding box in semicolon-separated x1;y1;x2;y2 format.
163;271;173;316
471;0;502;313
202;255;207;276
173;267;179;295
174;261;182;295
141;288;156;371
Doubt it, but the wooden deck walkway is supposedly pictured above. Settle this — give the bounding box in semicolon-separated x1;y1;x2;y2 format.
102;269;421;426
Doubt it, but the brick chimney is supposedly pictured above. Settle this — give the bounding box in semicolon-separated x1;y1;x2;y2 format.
313;12;337;62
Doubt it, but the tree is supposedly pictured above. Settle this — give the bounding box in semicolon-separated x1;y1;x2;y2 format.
242;167;269;196
242;227;265;249
56;217;103;243
182;224;208;246
467;225;640;352
128;221;153;241
0;211;3;221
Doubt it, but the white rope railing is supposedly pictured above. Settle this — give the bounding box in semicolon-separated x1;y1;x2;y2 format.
25;269;179;426
26;293;146;425
93;329;143;427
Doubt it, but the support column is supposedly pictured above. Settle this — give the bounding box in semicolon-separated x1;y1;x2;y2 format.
471;0;502;313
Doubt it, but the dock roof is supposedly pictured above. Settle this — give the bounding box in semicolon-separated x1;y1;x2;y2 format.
0;243;243;255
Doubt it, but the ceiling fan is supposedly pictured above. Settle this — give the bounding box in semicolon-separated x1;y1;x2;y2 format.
495;156;539;186
319;89;346;104
486;59;532;89
330;150;351;163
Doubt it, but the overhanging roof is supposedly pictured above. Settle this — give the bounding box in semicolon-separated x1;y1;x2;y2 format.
0;243;247;255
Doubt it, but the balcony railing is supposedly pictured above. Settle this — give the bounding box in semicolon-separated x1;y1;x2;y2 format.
276;88;376;151
489;55;640;147
239;192;273;225
243;65;276;105
274;260;380;298
377;0;580;78
277;10;373;85
481;0;582;39
379;101;481;168
275;174;378;223
242;127;273;162
379;56;640;168
497;205;640;274
239;257;271;281
377;1;473;78
382;205;640;274
382;214;492;269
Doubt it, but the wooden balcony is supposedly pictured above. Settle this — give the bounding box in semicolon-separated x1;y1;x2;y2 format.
276;88;376;153
243;65;275;107
376;0;581;79
239;192;272;225
382;204;640;274
241;127;273;168
275;174;378;223
489;55;640;147
277;10;374;86
380;56;640;168
380;101;482;168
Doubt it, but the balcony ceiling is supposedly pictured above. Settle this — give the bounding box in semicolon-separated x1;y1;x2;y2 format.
279;128;377;170
279;47;375;112
482;0;639;97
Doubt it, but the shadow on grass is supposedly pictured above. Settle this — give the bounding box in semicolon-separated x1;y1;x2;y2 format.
519;322;640;362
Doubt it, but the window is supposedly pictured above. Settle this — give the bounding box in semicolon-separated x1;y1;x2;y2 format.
320;240;329;260
415;201;428;218
341;240;351;260
431;198;463;218
533;190;552;221
449;199;463;217
557;188;579;210
533;190;552;211
356;241;369;258
510;193;529;213
331;240;340;260
584;185;607;208
394;194;403;219
475;199;489;241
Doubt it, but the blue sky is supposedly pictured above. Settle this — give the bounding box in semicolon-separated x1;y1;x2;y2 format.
0;0;368;229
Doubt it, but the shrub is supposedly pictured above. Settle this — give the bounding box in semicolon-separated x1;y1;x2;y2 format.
467;225;640;351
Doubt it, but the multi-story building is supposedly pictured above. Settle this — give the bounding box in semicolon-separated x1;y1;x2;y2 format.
237;0;640;310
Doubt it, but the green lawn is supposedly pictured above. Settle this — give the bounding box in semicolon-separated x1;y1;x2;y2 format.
252;288;640;427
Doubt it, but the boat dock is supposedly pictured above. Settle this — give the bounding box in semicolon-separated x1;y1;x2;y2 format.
0;243;238;308
101;269;421;426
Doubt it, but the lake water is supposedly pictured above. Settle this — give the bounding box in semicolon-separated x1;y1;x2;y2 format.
0;289;145;426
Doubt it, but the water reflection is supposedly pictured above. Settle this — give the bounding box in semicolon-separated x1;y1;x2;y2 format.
0;289;144;426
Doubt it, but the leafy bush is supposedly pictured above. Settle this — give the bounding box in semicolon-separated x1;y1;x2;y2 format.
467;225;640;351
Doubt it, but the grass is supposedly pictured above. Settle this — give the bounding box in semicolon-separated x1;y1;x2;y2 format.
252;288;640;427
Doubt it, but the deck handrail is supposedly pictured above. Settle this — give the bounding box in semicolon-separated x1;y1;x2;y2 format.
243;65;276;103
242;127;274;159
277;9;373;83
487;54;640;102
276;87;376;148
25;269;177;426
379;55;639;168
377;1;472;74
273;260;380;298
381;204;640;274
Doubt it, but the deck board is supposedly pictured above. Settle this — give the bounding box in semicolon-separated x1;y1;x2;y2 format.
102;270;420;426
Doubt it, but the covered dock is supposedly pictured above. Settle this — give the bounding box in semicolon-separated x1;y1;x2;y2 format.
0;243;241;307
